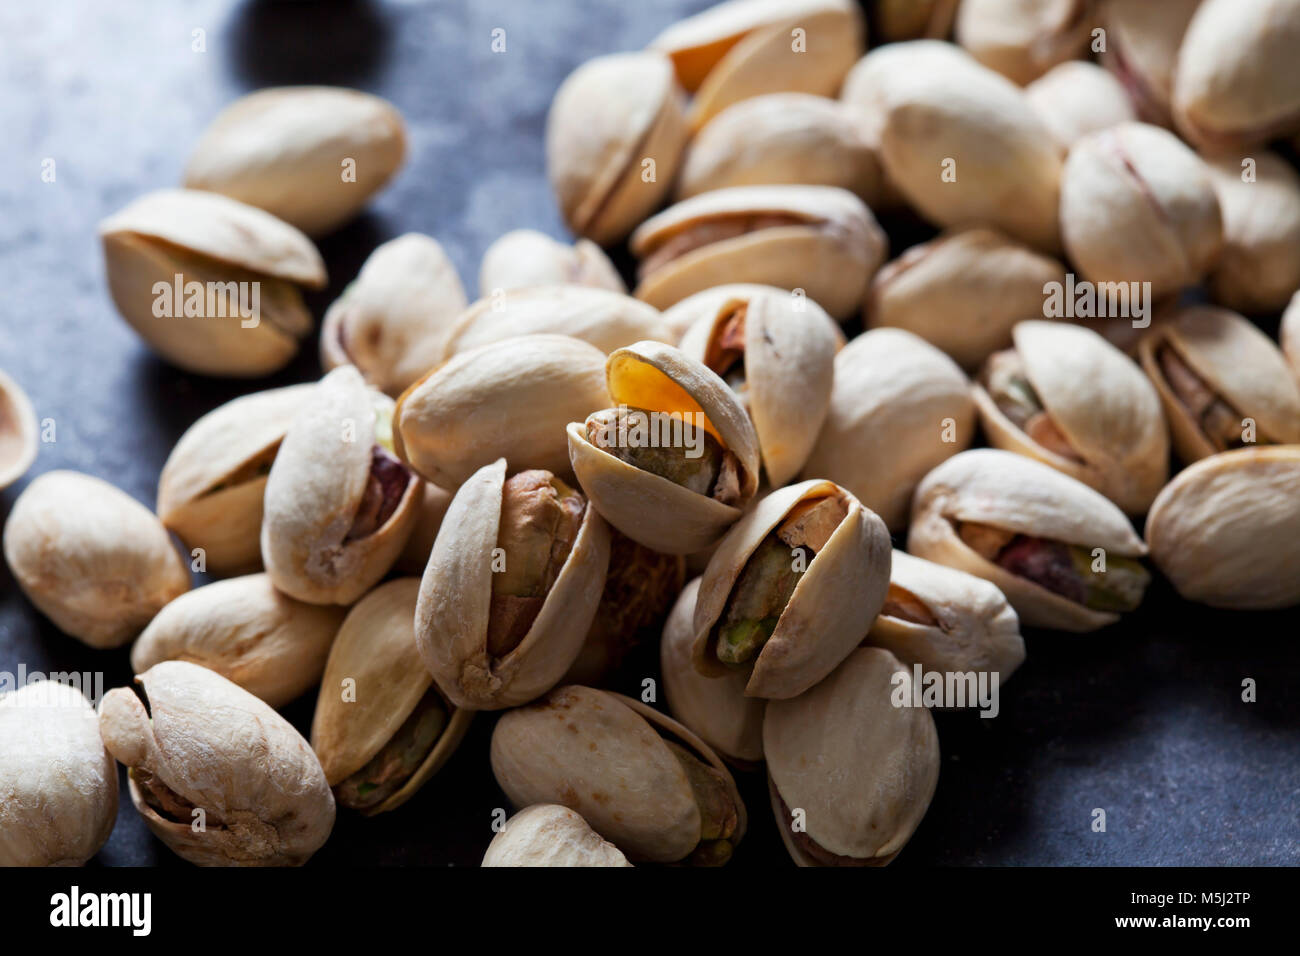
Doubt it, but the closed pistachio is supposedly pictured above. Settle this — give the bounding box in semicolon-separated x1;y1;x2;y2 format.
99;189;327;377
0;369;37;490
4;471;190;648
1100;0;1202;127
99;661;335;866
871;0;959;42
483;804;632;867
955;0;1095;85
909;449;1150;631
394;482;454;574
478;230;625;295
1284;292;1300;382
1025;60;1136;148
1205;153;1300;314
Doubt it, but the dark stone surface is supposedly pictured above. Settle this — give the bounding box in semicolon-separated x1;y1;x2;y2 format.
0;0;1296;868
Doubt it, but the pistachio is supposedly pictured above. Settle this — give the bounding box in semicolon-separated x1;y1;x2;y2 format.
764;647;939;866
320;233;468;397
312;578;473;814
871;0;959;42
1100;0;1201;127
1024;60;1137;148
99;661;335;866
955;0;1094;85
394;481;454;575
4;470;190;648
131;573;346;709
658;281;842;344
99;189;327;377
482;804;633;867
0;369;37;490
1284;292;1300;382
0;681;118;867
184;86;406;237
491;685;746;864
1205;153;1300;314
478;230;625;295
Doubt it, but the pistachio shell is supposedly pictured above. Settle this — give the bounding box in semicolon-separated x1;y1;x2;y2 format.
1284;291;1300;382
4;471;190;648
659;282;841;343
482;804;632;867
394;481;454;574
1205;153;1300;314
872;0;959;42
1024;60;1137;148
0;369;38;490
1101;0;1201;127
478;230;626;295
955;0;1094;85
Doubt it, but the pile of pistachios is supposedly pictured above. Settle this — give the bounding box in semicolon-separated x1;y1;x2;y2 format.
4;0;1300;868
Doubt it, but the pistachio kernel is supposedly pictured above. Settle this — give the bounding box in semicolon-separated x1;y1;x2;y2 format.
587;406;741;504
335;688;449;810
983;349;1082;463
1156;344;1254;452
664;740;739;866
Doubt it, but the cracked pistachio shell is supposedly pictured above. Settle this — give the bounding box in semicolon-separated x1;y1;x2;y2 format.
491;685;747;864
415;459;611;710
1284;292;1300;382
1146;446;1300;609
99;189;326;377
1100;0;1201;127
546;52;688;246
320;233;468;397
261;366;421;605
483;804;632;867
478;230;625;296
693;479;891;699
1205;153;1300;314
974;321;1170;514
955;0;1095;85
659;282;844;344
0;369;37;490
0;681;118;867
800;328;976;532
764;647;939;866
131;573;346;709
1025;61;1137;148
311;578;473;813
98;661;334;866
908;449;1148;631
630;185;887;320
157;383;313;576
4;471;189;648
1137;306;1300;463
394;482;454;574
567;341;761;555
872;0;959;42
184;86;406;237
395;334;610;488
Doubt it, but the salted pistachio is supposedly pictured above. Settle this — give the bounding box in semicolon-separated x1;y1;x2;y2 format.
871;0;959;41
4;471;189;648
546;51;688;246
320;233;468;397
99;661;334;866
955;0;1094;85
567;340;760;555
483;804;632;867
261;365;421;605
394;482;454;575
973;321;1170;514
864;227;1067;370
1137;306;1300;463
131;573;346;709
311;578;473;814
801;328;976;532
0;369;37;490
1062;123;1222;300
0;681;118;867
1284;292;1300;382
630;185;887;320
157;383;313;576
908;449;1150;632
395;334;609;488
1101;0;1202;127
1205;153;1300;314
1025;60;1137;148
99;189;327;377
491;685;746;865
764;647;939;867
478;230;625;296
1147;446;1300;609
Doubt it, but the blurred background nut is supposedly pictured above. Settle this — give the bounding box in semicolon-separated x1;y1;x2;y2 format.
4;470;189;648
1100;0;1202;127
482;804;632;867
0;369;37;490
955;0;1096;86
478;229;625;295
869;0;959;42
1204;153;1300;314
1024;60;1136;148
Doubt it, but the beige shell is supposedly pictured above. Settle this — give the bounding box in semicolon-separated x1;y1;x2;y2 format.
0;681;118;867
131;573;346;709
630;184;887;320
973;321;1170;514
1205;153;1300;314
491;684;747;864
98;661;334;866
908;448;1149;631
1101;0;1202;127
311;578;474;813
394;482;454;574
567;340;761;555
4;470;190;648
482;804;632;867
873;0;959;42
764;647;939;866
800;328;976;531
478;230;625;295
0;369;38;490
157;383;313;576
1024;60;1137;148
1146;446;1300;609
659;282;842;344
320;233;468;397
1137;305;1300;463
1284;292;1300;383
414;458;611;710
546;51;688;246
184;86;406;237
395;334;610;488
955;0;1094;85
261;366;420;605
99;189;327;377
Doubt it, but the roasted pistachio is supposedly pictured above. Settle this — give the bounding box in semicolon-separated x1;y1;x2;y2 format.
1100;0;1202;127
478;230;625;295
955;0;1094;85
658;281;840;344
1025;60;1136;148
870;0;959;42
483;804;632;867
1205;153;1300;314
0;369;37;490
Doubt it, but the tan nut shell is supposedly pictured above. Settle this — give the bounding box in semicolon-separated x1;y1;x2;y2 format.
311;578;473;813
415;458;611;710
908;448;1148;631
658;282;844;344
800;328;976;532
0;681;118;867
478;230;625;295
98;661;334;866
1101;0;1202;127
4;471;189;648
1206;153;1300;314
0;369;38;490
482;804;632;867
1284;292;1300;382
1025;61;1137;148
567;340;761;555
764;647;939;866
955;0;1094;85
131;573;346;709
1146;446;1300;609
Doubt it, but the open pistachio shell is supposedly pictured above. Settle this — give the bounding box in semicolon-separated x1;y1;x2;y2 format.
1205;153;1300;314
0;370;37;490
478;230;626;295
1101;0;1202;128
1284;292;1300;383
764;647;939;866
872;0;959;42
1024;60;1137;148
482;804;632;867
659;282;843;344
311;578;474;814
955;0;1094;85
